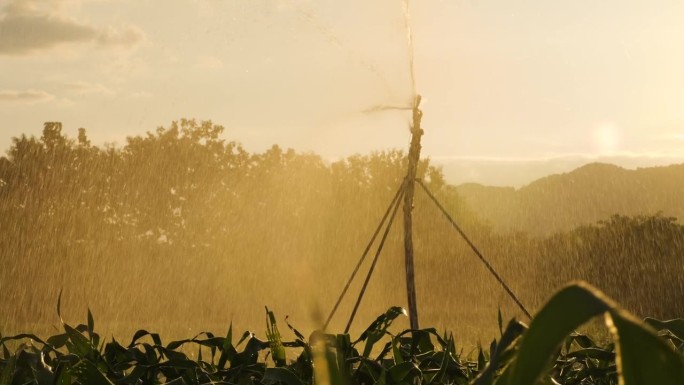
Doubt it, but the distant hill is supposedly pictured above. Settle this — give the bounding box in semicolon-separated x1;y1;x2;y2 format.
454;163;684;236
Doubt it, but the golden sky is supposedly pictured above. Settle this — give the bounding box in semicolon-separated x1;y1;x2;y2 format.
1;0;683;185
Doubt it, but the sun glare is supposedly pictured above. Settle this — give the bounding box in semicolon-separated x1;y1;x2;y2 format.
592;122;621;155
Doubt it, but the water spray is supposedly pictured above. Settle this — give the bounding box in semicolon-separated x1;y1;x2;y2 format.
324;0;533;332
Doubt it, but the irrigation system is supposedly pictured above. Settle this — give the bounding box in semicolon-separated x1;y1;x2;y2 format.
312;0;532;333
323;1;532;332
323;93;532;333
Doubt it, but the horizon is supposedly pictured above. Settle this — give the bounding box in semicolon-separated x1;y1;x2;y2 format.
2;121;683;188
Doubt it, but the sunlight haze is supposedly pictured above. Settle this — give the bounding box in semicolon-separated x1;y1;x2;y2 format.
1;0;683;186
4;2;684;369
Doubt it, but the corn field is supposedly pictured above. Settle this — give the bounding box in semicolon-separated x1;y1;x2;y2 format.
2;282;683;385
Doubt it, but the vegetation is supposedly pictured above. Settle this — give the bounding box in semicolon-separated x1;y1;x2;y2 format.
455;162;684;236
2;122;684;337
2;282;683;385
0;120;466;337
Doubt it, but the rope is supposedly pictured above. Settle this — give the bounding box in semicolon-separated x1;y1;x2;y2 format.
415;179;532;320
345;181;406;333
323;182;405;330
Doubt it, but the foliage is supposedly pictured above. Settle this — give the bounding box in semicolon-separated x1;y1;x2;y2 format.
1;121;683;341
1;283;683;385
455;162;684;236
530;214;684;318
0;120;454;332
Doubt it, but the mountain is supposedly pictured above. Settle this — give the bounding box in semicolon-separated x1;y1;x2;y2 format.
453;162;684;236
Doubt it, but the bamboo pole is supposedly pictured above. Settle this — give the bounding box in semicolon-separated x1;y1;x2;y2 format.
403;94;423;329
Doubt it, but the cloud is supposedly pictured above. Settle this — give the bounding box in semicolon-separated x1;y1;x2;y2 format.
95;25;145;47
62;81;115;96
196;55;225;70
0;89;55;103
0;12;94;54
0;0;144;55
129;90;153;99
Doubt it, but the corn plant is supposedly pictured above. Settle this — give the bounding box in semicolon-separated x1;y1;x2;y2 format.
1;282;683;385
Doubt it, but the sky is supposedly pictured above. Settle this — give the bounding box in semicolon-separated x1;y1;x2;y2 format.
1;0;683;186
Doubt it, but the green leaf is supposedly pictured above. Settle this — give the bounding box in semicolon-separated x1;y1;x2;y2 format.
356;307;406;358
236;331;252;347
160;359;200;370
63;323;94;357
411;329;435;356
265;307;286;366
500;282;613;385
285;316;306;342
52;361;72;385
87;308;95;339
566;347;615;362
567;332;594;349
391;337;404;365
0;355;16;385
608;312;684;385
163;377;186;385
71;359;114;385
57;288;64;323
645;318;684;340
355;307;406;344
117;365;148;384
431;336;453;384
377;367;387;385
477;344;486;372
473;320;526;385
498;282;684;385
218;322;237;369
47;333;70;349
262;367;304;385
0;334;57;353
128;329;161;348
388;361;419;383
167;339;193;351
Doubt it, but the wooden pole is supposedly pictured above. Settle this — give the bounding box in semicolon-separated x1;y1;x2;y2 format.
403;94;423;330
